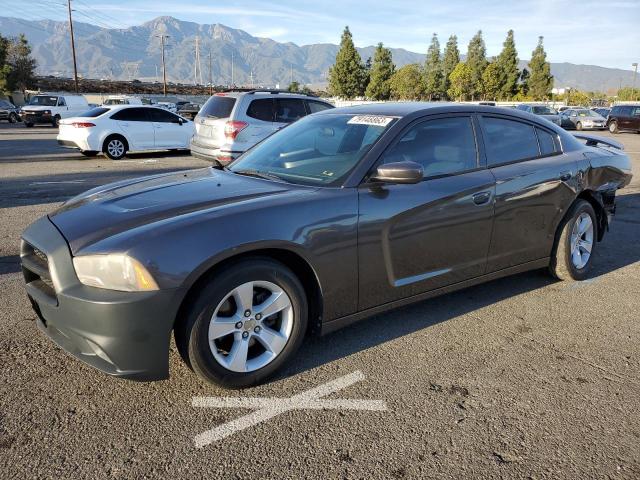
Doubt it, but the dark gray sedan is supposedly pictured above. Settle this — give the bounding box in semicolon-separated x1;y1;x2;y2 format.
21;103;632;388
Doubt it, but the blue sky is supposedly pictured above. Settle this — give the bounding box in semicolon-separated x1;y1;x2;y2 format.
8;0;640;70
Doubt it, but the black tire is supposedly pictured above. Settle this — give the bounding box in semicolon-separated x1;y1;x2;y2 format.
80;150;99;157
102;135;128;160
176;258;308;388
24;122;33;128
549;200;597;281
576;121;583;131
53;115;61;127
8;113;18;123
608;121;618;134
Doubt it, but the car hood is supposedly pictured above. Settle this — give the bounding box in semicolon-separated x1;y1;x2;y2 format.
48;168;296;254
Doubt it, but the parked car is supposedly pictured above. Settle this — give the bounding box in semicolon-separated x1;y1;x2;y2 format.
21;94;89;127
0;99;21;123
515;104;561;126
557;105;582;113
156;101;177;113
592;107;611;119
190;89;334;165
56;105;194;159
559;108;607;130
607;104;640;133
102;95;143;106
177;102;201;120
22;103;632;387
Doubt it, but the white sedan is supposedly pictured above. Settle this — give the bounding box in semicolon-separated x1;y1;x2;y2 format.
57;105;195;159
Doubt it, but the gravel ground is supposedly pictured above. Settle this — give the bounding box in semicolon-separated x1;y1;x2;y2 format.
1;123;639;479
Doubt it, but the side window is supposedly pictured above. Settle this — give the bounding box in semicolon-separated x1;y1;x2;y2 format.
632;107;640;117
536;128;558;156
381;116;478;177
111;108;149;122
246;99;274;122
307;100;333;114
275;99;306;123
149;108;178;122
481;117;540;166
57;97;66;107
621;106;632;116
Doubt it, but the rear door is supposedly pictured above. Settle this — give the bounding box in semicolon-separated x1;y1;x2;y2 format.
479;115;578;272
111;107;155;150
149;108;188;148
274;98;307;130
631;106;640;130
358;114;496;309
618;106;633;129
242;98;278;142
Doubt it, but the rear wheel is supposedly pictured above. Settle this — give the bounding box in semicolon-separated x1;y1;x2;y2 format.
176;258;308;388
549;200;597;281
103;135;127;160
609;121;618;133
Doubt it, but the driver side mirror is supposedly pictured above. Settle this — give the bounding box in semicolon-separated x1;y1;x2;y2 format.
370;161;423;184
173;117;184;125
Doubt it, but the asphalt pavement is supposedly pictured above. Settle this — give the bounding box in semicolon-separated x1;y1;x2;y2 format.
1;123;639;479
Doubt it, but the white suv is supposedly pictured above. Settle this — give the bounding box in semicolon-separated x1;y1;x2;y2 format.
190;90;333;165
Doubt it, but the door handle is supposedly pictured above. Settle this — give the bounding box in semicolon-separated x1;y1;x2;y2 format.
472;191;492;205
559;171;572;182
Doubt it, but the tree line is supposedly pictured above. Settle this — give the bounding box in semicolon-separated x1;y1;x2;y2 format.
0;33;37;95
328;27;553;102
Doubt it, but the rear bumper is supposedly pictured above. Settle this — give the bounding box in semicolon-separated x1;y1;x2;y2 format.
189;139;243;165
21;216;184;381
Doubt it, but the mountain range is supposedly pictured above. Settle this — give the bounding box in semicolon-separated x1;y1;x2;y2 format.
0;15;636;92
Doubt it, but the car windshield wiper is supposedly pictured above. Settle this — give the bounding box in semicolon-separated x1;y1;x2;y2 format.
231;169;285;182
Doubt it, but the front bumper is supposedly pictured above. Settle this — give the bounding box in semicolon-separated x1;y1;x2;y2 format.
189;139;243;165
22;112;54;124
21;216;185;381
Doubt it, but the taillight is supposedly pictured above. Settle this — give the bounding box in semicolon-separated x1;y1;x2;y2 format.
224;121;248;140
71;122;96;128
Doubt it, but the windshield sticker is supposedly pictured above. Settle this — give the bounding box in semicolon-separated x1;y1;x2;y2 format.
347;115;394;127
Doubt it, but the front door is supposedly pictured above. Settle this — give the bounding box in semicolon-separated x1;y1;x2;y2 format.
149;108;185;148
358;115;495;310
113;107;155;150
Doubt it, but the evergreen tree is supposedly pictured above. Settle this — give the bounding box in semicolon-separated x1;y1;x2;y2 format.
447;62;473;101
328;26;367;99
528;36;553;100
6;34;36;93
389;64;424;100
365;43;395;100
287;81;300;92
0;34;11;93
441;34;459;98
495;29;519;99
423;33;442;100
481;62;502;100
519;68;530;95
466;30;488;99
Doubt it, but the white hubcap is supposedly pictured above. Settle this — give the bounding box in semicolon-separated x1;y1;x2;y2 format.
107;140;124;157
208;281;293;373
570;212;594;269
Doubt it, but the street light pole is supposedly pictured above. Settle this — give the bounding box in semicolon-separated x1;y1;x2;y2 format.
67;0;79;93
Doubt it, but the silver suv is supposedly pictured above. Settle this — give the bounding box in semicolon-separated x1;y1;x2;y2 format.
189;90;334;165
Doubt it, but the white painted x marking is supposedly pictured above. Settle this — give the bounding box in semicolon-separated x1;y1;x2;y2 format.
192;370;387;448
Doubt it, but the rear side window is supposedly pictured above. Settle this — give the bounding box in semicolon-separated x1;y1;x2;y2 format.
200;95;236;119
382;116;478;177
275;99;306;123
246;99;274;122
78;107;110;118
536;128;558;156
149;108;178;122
307;100;333;113
481;117;539;166
110;108;150;122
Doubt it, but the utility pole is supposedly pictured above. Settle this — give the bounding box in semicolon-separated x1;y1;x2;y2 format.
208;51;213;95
231;51;234;87
67;0;79;93
633;62;638;100
194;36;203;85
156;34;170;97
290;62;293;85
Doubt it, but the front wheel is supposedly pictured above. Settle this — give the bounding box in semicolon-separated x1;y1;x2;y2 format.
576;121;583;131
609;121;618;134
176;258;308;388
549;200;597;281
8;113;18;123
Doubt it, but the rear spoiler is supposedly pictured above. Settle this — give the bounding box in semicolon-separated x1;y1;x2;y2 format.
573;133;624;150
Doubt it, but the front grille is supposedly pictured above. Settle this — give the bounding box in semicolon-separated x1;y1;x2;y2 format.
21;240;57;302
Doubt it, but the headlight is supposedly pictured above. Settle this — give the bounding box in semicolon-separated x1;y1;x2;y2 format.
73;254;159;291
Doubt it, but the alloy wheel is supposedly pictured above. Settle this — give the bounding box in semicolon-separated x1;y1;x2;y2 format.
208;281;293;373
570;212;594;269
107;139;125;158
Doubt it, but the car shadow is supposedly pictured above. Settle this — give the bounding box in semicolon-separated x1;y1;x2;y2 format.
274;191;640;383
0;255;21;276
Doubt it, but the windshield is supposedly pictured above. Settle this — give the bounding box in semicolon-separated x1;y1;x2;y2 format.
575;109;596;117
28;95;58;106
229;113;395;186
532;106;557;115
